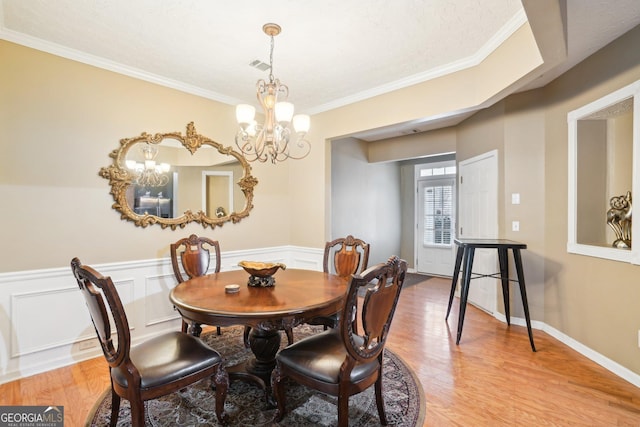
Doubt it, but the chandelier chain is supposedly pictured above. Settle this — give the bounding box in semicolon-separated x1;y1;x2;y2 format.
268;34;275;83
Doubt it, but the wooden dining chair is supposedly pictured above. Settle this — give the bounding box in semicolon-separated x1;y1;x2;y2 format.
324;235;370;279
170;234;223;336
170;234;256;346
308;235;370;329
271;256;407;427
71;257;228;426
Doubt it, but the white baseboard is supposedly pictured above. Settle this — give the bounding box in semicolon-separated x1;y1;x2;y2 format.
493;312;640;388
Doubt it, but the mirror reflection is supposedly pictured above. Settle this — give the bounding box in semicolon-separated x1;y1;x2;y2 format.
100;122;258;229
575;98;632;247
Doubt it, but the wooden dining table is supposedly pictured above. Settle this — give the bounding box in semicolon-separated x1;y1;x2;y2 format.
169;268;349;399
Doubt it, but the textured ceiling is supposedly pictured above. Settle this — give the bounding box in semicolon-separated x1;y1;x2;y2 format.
0;0;525;113
2;1;640;140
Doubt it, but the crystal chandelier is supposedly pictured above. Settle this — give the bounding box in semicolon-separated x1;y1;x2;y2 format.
235;23;311;164
125;143;170;187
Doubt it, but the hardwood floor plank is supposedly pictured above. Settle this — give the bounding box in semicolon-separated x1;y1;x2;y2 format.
1;276;639;426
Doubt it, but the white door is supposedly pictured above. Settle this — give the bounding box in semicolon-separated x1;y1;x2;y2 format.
417;177;456;276
458;151;498;314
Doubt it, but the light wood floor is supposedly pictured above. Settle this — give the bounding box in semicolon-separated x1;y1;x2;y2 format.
2;277;640;426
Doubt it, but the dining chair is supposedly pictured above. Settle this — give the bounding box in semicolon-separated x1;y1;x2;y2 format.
170;234;258;346
271;255;407;427
308;235;370;329
170;234;223;336
71;257;228;426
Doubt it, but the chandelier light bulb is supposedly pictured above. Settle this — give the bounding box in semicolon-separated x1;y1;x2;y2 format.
264;93;277;109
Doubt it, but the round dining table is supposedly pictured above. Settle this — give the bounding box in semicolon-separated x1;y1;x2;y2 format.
169;268;349;399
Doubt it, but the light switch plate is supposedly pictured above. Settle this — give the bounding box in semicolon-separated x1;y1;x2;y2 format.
512;193;520;204
512;221;520;231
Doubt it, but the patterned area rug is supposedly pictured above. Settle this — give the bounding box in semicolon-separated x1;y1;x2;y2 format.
86;325;425;426
403;273;433;288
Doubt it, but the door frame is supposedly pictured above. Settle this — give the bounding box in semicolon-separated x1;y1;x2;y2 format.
413;161;457;276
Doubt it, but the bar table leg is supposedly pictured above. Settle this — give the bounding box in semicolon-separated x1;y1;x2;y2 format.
446;245;464;320
513;248;536;352
456;247;475;345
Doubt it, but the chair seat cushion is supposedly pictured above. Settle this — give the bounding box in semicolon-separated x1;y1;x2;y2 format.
111;331;222;389
277;330;379;384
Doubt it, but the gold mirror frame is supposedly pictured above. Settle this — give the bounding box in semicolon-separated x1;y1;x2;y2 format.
99;122;258;229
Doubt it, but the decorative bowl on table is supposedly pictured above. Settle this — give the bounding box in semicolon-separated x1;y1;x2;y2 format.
238;261;286;287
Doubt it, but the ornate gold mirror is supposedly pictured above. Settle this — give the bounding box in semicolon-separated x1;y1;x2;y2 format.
99;122;258;229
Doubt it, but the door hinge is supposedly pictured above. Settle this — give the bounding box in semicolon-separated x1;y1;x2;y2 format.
460;176;463;184
460;226;463;235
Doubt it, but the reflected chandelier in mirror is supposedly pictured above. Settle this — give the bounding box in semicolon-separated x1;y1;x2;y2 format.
99;122;258;229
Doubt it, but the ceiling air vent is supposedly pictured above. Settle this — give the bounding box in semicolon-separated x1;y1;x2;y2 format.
249;59;270;71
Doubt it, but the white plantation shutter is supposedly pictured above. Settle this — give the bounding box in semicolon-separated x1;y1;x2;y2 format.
423;184;453;245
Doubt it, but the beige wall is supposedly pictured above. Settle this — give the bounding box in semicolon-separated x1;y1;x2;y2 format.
368;127;456;163
0;40;294;271
502;90;547;321
540;24;640;373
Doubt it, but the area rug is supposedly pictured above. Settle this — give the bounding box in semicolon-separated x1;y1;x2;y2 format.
403;272;433;288
86;325;425;426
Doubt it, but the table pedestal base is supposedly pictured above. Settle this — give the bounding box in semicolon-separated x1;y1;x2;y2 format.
246;327;280;381
227;327;281;407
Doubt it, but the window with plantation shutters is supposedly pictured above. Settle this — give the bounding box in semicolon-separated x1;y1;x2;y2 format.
423;183;453;246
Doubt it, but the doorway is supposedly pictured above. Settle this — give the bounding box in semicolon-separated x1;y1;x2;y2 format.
415;162;456;276
202;171;233;218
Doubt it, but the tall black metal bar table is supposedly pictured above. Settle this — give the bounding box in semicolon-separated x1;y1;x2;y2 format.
445;238;536;351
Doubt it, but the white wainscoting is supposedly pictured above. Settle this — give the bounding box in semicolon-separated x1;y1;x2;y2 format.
3;247;640;390
0;245;323;385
